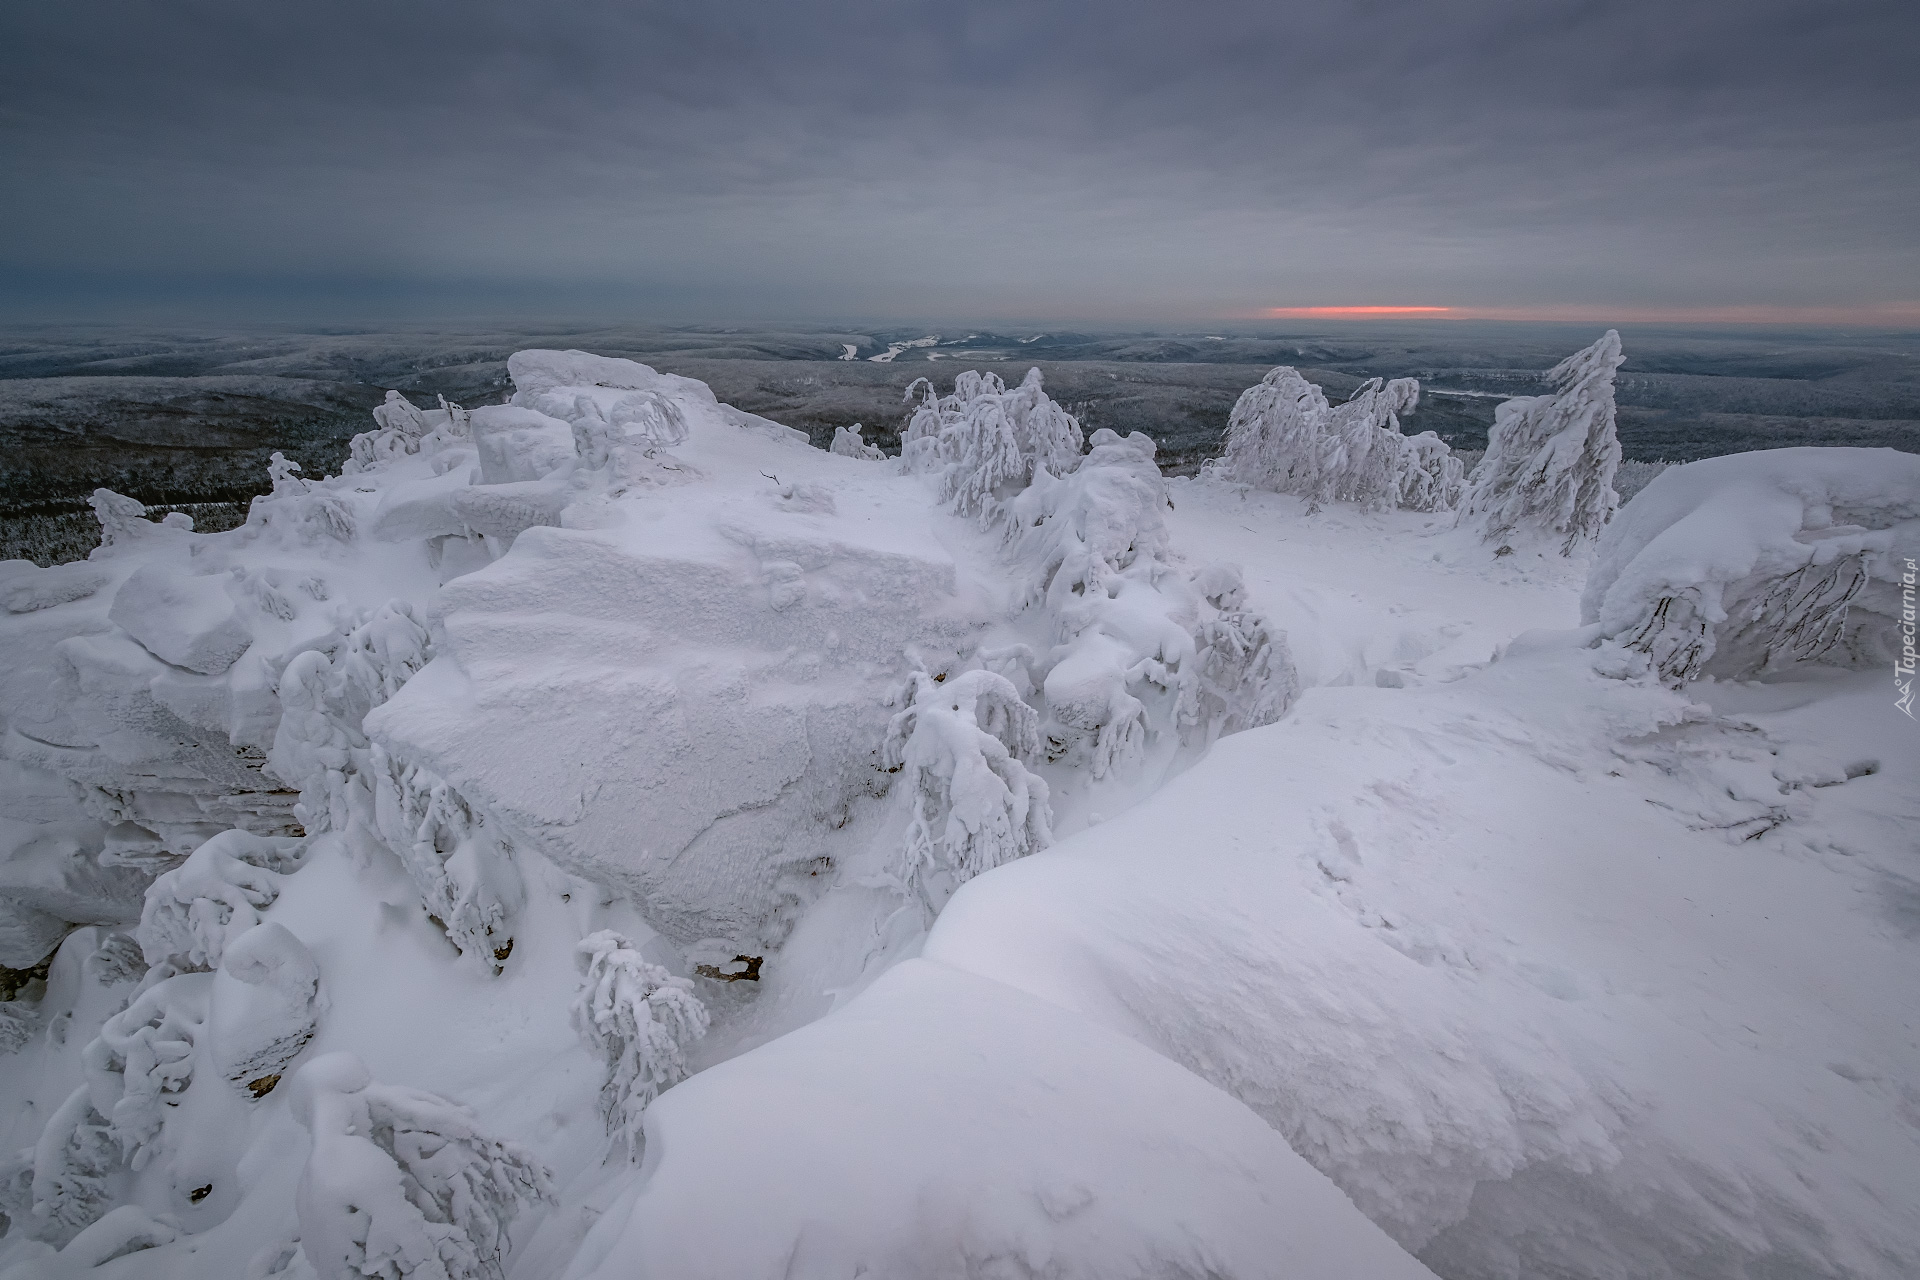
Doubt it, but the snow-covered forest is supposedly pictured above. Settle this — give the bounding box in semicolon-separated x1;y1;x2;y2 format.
1;338;1916;1279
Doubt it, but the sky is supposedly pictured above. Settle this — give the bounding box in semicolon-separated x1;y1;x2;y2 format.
1;0;1915;324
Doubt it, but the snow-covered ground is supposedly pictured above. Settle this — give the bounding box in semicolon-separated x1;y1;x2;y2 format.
1;350;1914;1279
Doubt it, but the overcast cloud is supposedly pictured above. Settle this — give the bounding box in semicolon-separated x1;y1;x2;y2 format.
1;0;1914;321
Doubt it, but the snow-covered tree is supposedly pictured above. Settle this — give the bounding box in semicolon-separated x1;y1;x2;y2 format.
1207;367;1333;497
1208;369;1468;515
571;931;710;1159
1186;564;1300;741
1320;378;1422;511
900;369;1084;518
829;423;885;460
138;830;306;974
1396;430;1467;513
1007;430;1195;775
1460;330;1624;554
290;1052;553;1280
23;1086;120;1245
882;669;1051;914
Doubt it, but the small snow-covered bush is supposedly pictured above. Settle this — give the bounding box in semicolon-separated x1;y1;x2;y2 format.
138;830;306;974
345;392;432;474
80;972;209;1166
1188;564;1301;740
87;489;160;551
829;423;885;460
1460;330;1624;553
24;1086;120;1245
272;601;435;839
1583;446;1920;683
290;1052;552;1280
571;931;709;1159
370;747;525;973
900;369;1084;518
882;669;1052;913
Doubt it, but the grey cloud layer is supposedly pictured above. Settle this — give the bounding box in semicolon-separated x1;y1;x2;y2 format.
2;0;1914;317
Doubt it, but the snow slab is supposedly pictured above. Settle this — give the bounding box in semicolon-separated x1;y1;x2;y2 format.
560;958;1437;1280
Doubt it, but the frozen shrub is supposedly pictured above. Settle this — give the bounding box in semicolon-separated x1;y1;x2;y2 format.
371;748;524;973
1187;565;1300;740
81;972;209;1167
345;392;432;474
882;669;1051;913
272;601;434;839
26;1086;120;1245
900;369;1084;518
1583;446;1920;683
291;1052;553;1280
1396;430;1467;513
1461;330;1624;554
1207;371;1459;513
571;931;710;1159
87;489;159;551
138;830;306;974
829;423;885;460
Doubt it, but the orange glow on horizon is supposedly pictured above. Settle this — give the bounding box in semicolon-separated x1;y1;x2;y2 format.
1261;306;1454;317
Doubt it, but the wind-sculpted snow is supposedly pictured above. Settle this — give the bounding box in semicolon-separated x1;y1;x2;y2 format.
921;638;1920;1278
1462;330;1625;554
0;344;1913;1280
562;959;1439;1280
1583;446;1920;683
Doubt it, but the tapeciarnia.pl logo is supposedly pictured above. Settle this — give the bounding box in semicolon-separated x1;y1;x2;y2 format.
1899;557;1917;719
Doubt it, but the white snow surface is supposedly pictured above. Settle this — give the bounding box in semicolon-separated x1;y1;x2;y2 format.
0;349;1914;1280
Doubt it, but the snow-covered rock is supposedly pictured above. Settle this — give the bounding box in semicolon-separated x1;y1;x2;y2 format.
1583;446;1920;682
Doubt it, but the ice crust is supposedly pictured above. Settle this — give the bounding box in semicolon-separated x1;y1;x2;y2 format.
0;347;1914;1280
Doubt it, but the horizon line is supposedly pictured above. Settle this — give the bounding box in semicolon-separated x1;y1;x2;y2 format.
1252;303;1920;325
